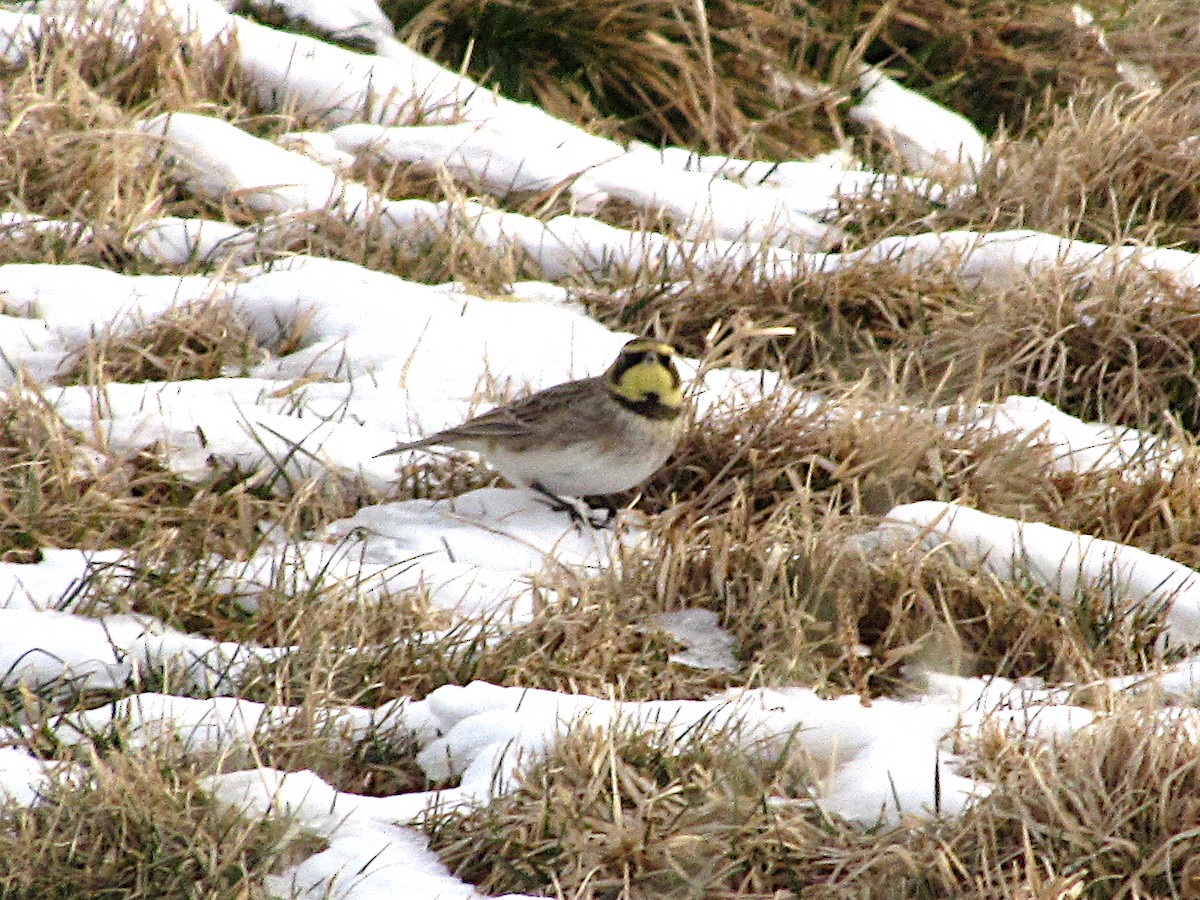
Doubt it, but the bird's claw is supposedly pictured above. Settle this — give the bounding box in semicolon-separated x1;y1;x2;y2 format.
532;483;613;530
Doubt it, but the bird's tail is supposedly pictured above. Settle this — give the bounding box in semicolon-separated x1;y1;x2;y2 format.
374;437;434;457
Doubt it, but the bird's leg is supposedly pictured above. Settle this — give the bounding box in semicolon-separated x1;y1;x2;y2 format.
531;482;609;529
530;481;572;512
592;495;620;519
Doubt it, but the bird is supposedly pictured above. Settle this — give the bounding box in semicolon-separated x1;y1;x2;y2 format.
376;338;685;519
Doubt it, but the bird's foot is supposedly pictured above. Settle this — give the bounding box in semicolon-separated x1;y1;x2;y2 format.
531;483;612;530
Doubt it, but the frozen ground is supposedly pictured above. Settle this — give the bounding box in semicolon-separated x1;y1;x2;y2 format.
1;1;1199;897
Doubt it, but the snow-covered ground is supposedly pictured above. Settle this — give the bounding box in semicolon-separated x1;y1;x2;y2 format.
2;1;1200;897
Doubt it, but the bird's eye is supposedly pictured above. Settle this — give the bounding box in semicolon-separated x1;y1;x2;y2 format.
656;352;670;366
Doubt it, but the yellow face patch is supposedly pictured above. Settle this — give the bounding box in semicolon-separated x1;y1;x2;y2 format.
606;339;684;413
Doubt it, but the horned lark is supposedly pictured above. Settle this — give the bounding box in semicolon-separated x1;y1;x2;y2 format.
376;338;685;515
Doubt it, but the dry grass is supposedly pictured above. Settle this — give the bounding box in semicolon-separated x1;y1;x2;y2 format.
269;197;537;290
60;301;267;385
427;721;817;898
952;81;1200;251
582;261;958;387
916;266;1200;432
611;389;1178;694
426;701;1200;898
958;709;1200;898
0;746;317;899
262;719;431;798
588;252;1200;435
387;0;1200;161
0;3;307;274
235;569;737;708
390;0;831;158
0;371;363;562
821;0;1167;134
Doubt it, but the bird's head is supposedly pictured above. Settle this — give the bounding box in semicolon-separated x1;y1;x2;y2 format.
605;338;684;419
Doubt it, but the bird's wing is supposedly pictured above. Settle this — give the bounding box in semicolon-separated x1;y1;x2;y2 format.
434;404;542;441
438;378;587;440
381;379;593;453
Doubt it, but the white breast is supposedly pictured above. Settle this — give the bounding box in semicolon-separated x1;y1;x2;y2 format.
486;442;673;496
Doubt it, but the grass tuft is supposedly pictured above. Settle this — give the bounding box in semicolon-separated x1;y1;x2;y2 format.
918;266;1200;432
387;0;1200;160
60;301;267;385
953;81;1200;251
428;720;819;898
0;747;318;899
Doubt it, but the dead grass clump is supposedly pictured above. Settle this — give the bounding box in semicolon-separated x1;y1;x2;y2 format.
0;55;159;247
641;390;1061;524
268;726;430;798
1055;457;1200;569
1107;0;1200;89
583;261;966;390
32;5;265;126
468;587;740;700
605;390;1184;691
390;0;831;158
59;302;267;386
429;707;1200;898
346;155;454;206
0;379;363;560
428;717;1007;897
0;749;316;898
0;385;144;555
387;0;1180;159
953;82;1200;250
0;221;116;270
584;198;683;239
66;474;372;643
273;201;533;290
428;721;818;898
840;538;1171;690
94;454;295;557
241;570;734;708
940;709;1200;897
588;255;1200;438
920;267;1200;432
853;0;1200;136
607;503;1163;697
346;143;582;222
622;397;1054;691
387;0;1200;164
831;177;948;249
250;703;434;798
236;588;462;704
74;551;262;644
824;0;1138;134
605;513;843;690
0;7;277;270
0;5;307;271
